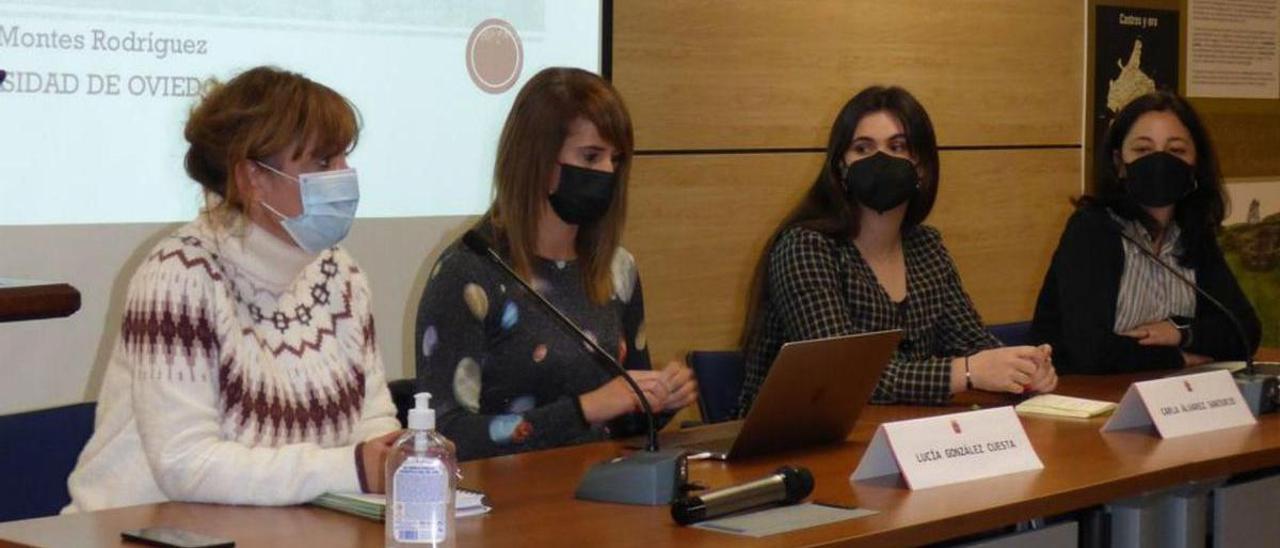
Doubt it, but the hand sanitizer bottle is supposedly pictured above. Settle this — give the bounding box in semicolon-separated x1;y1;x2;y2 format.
386;392;457;547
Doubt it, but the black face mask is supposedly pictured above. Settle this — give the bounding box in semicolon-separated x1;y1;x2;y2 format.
548;163;616;225
1123;152;1197;207
843;151;919;213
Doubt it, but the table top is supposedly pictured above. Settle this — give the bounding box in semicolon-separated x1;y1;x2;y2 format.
4;358;1280;547
0;279;80;323
1254;347;1280;363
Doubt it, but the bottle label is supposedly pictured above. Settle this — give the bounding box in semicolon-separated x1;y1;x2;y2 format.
392;456;449;543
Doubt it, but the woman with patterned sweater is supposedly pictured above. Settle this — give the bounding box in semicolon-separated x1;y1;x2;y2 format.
66;67;401;512
415;68;697;461
738;86;1058;416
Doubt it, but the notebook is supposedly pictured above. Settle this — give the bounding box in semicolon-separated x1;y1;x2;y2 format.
1015;394;1117;419
312;489;490;521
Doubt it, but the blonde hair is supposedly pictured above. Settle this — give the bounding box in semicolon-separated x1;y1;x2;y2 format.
183;66;359;224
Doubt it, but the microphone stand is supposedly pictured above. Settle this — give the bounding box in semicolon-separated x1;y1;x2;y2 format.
462;231;686;505
1114;228;1278;414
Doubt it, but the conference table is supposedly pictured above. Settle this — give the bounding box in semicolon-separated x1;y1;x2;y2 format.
3;348;1279;547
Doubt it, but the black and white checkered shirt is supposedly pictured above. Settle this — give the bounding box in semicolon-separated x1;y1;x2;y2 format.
738;224;999;415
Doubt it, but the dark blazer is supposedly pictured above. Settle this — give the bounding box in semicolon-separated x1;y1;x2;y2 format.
1031;205;1261;374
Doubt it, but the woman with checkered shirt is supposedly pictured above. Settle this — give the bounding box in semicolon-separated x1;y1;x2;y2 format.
737;86;1058;415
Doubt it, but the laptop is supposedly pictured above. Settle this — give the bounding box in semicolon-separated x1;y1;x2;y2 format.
659;329;902;460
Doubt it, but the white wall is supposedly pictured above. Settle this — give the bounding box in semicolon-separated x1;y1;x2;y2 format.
0;216;473;415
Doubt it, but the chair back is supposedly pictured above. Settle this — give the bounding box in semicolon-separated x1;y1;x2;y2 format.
0;402;96;522
685;350;745;424
388;378;418;429
989;321;1034;347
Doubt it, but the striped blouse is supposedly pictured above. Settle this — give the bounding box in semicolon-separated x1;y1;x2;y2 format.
1110;212;1196;333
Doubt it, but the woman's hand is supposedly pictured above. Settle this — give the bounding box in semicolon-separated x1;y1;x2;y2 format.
579;373;667;424
1121;320;1182;347
1026;344;1058;394
359;430;402;494
577;362;700;423
658;361;699;413
961;346;1048;395
628;370;673;412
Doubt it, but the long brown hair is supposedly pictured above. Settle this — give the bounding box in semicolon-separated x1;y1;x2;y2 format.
739;85;940;347
184;66;360;223
483;67;634;305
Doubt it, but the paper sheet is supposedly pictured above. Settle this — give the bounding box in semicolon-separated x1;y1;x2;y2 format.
691;503;876;538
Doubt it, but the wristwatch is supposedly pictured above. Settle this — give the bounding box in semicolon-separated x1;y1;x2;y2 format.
1170;317;1193;349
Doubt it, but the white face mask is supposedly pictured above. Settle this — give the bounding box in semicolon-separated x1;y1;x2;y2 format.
255;161;360;253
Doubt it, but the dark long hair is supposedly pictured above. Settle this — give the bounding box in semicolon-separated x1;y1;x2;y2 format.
1082;90;1227;267
738;85;940;347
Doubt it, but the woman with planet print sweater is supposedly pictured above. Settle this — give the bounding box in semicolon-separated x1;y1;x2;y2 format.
414;67;698;461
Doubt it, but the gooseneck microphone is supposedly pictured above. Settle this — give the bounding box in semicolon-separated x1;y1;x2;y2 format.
671;466;815;525
1112;228;1257;374
461;229;685;506
460;229;658;451
1112;225;1277;414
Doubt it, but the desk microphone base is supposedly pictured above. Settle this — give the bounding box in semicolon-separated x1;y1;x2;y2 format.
1233;373;1278;416
575;449;686;506
1178;362;1280;416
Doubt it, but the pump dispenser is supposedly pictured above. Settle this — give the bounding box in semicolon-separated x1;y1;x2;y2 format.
385;392;457;547
409;393;434;437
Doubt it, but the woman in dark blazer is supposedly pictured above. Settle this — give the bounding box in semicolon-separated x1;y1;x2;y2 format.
1031;90;1260;374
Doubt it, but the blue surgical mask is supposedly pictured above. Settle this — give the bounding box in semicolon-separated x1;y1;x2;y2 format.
255;161;360;253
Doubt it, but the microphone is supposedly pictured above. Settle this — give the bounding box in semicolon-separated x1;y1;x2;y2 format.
1112;228;1256;370
461;230;658;451
460;229;685;505
671;466;815;525
1110;225;1277;414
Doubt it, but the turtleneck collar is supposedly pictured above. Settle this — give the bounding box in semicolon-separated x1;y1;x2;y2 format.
211;215;319;293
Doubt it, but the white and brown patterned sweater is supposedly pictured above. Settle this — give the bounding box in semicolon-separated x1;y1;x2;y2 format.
65;215;399;512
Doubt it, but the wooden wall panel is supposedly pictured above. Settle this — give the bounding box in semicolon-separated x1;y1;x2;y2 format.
623;153;816;364
1198;108;1280;178
624;150;1080;367
928;150;1079;324
613;0;1084;150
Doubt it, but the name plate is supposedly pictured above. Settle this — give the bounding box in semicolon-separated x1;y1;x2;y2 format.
1101;370;1256;438
850;407;1042;490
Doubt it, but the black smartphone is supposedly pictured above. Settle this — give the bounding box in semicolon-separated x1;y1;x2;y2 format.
121;527;235;548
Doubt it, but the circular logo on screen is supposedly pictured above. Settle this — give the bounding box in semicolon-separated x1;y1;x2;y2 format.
466;19;523;94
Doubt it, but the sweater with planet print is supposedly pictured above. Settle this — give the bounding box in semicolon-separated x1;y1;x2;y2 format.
414;234;672;461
